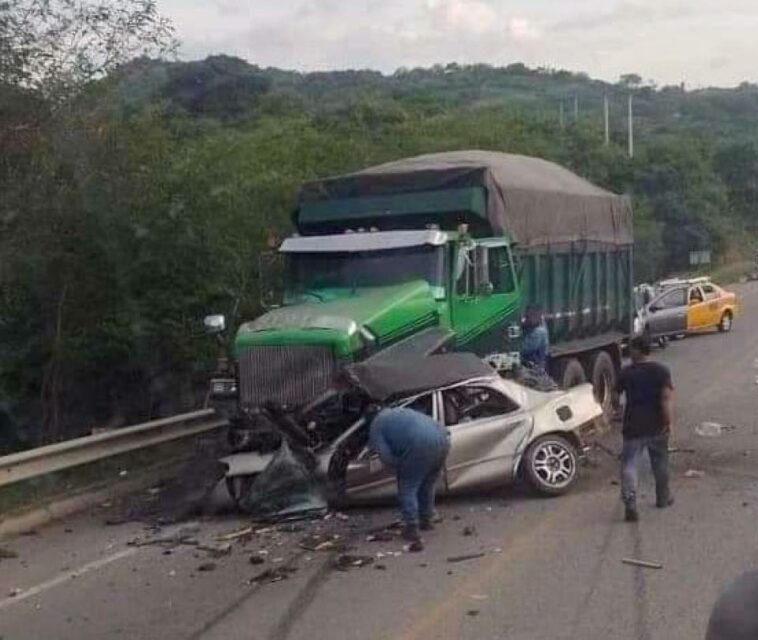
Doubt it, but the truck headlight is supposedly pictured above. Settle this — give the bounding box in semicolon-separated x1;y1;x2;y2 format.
210;378;238;397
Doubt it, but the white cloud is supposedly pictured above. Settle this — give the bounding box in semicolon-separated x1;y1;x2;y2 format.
507;17;541;42
159;0;758;86
427;0;499;34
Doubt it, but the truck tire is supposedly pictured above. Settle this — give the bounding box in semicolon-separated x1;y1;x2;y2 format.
589;350;616;415
522;434;578;496
554;357;586;389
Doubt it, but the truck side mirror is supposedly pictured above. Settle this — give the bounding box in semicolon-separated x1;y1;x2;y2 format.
204;314;226;334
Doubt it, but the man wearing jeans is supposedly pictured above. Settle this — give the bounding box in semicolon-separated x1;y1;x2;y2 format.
369;407;450;547
616;336;674;522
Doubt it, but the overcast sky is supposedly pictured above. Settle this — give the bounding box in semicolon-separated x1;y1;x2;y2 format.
161;0;758;87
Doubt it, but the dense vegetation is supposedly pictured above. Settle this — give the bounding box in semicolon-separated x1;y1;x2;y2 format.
3;3;758;448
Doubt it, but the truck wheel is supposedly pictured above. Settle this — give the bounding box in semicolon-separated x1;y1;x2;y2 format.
589;351;616;415
554;358;586;389
523;434;578;496
718;311;733;333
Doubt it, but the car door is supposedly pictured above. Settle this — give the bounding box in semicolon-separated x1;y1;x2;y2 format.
343;393;438;501
699;283;724;328
686;285;711;331
648;287;687;335
441;383;532;492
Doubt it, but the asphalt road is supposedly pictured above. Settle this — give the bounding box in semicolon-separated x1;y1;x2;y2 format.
2;283;758;640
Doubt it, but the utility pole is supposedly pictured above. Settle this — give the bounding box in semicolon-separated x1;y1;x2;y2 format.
574;95;579;121
627;93;634;158
603;94;610;146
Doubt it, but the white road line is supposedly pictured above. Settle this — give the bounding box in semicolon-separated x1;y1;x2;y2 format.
0;547;138;611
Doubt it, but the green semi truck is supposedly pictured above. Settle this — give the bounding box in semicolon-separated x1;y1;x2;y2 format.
207;151;633;447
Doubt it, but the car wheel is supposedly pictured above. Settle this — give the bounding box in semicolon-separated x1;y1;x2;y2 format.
718;311;733;333
554;357;586;389
589;351;616;415
523;435;578;496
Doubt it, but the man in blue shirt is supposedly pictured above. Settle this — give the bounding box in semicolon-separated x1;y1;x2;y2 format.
369;407;450;547
520;305;550;372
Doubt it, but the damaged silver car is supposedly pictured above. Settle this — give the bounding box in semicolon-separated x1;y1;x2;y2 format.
220;353;606;514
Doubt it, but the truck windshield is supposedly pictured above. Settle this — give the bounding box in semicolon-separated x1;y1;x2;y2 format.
286;245;444;292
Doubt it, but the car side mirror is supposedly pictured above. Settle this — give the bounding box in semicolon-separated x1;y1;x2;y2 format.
204;314;226;334
649;305;659;314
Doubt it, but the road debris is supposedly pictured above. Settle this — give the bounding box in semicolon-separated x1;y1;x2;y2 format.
668;447;696;454
333;554;375;571
695;422;737;437
198;543;232;558
447;553;486;564
250;555;266;565
462;526;477;537
405;541;424;553
197;562;217;572
622;557;663;570
250;566;298;584
366;531;394;543
375;564;387;570
467;610;480;617
8;588;23;598
300;533;341;551
684;469;706;478
0;547;19;560
216;527;254;542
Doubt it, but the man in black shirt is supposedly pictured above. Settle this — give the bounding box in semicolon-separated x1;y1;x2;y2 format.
616;336;674;522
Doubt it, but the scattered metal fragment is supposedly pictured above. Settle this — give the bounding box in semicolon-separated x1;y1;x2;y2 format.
684;469;706;478
622;558;663;570
333;554;375;571
216;527;254;542
447;553;487;562
695;422;737;437
250;566;298;584
447;553;486;564
299;533;340;551
198;543;232;558
668;447;696;454
366;532;394;543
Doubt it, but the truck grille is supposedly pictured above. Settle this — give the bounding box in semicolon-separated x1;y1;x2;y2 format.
238;345;337;408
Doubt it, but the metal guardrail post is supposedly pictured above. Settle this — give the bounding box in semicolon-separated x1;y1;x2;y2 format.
0;409;228;488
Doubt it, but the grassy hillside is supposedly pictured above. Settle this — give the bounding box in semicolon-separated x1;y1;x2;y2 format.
3;55;758;445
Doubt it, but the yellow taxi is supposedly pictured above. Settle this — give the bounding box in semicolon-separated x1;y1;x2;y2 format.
640;277;738;341
685;280;738;333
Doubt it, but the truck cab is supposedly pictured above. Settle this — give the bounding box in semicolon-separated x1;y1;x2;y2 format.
233;228;522;412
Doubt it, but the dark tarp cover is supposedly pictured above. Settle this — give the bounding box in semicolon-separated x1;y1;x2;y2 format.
344;352;495;402
297;150;633;247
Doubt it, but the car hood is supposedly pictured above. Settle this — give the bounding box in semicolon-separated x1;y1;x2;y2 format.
236;280;438;355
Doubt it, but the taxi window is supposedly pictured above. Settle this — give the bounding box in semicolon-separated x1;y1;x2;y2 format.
658;288;686;309
702;284;718;300
689;287;704;304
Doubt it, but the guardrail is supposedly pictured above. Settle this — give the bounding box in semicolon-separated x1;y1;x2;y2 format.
0;409;228;488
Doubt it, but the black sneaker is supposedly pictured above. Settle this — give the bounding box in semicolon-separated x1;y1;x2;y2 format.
625;506;639;522
656;496;675;509
402;524;421;542
419;520;435;532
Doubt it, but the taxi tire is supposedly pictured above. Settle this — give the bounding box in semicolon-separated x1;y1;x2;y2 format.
718;311;733;333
